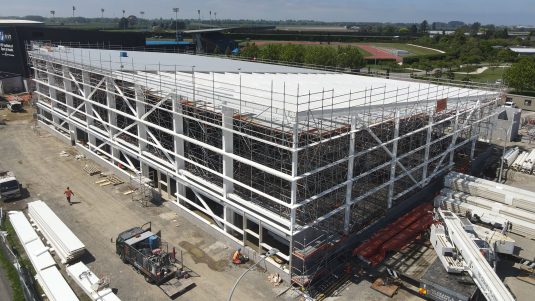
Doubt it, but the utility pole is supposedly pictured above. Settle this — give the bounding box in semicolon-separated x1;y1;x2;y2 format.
101;8;104;19
197;9;201;29
498;121;516;183
173;8;179;41
72;6;76;17
209;11;212;25
122;10;126;30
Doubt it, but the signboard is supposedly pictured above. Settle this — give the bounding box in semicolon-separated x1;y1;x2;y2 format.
436;98;448;113
0;30;15;57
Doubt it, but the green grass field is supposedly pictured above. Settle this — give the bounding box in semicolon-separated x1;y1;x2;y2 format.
455;67;508;83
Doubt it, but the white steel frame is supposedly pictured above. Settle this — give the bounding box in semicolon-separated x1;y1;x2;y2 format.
28;45;499;277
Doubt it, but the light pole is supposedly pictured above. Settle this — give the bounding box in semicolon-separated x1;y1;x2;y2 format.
72;6;76;17
173;8;179;41
101;8;104;19
227;248;279;301
498;121;516;183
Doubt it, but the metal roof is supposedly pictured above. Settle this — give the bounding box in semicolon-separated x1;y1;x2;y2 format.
31;46;327;74
509;47;535;54
182;28;231;34
0;19;43;25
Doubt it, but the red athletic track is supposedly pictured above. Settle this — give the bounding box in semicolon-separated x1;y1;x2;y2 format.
248;41;402;62
357;44;402;62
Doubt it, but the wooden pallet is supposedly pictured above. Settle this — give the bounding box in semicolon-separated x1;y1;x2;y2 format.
107;175;124;186
95;175;124;186
370;278;399;297
83;164;101;176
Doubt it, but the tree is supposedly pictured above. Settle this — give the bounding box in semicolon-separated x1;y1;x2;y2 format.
504;57;535;91
240;43;260;59
496;48;518;63
118;17;128;29
470;22;481;35
225;46;232;56
409;24;418;35
335;46;363;70
213;45;222;55
446;70;455;80
419;20;429;34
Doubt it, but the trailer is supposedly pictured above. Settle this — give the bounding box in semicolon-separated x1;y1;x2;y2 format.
115;222;194;298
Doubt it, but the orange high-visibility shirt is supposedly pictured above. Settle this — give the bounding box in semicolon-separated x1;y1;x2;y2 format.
233;251;240;261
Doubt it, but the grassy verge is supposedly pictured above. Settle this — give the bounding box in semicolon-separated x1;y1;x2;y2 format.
455;67;508;83
0;217;25;301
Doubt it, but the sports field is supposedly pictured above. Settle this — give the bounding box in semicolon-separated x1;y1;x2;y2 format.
241;40;443;61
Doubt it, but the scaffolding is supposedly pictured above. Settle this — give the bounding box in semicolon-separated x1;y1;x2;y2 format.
28;43;499;298
129;171;154;207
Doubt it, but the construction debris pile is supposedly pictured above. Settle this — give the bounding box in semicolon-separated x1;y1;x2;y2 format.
28;200;86;263
435;171;535;239
505;147;535;174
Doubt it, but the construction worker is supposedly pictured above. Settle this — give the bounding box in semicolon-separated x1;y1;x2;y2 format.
64;187;74;205
232;248;247;264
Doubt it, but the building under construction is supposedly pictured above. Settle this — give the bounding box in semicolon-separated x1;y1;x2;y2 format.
28;43;499;296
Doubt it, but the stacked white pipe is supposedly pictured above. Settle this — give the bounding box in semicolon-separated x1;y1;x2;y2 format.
510;149;535;174
511;151;528;171
28;200;85;263
66;262;121;301
8;211;79;301
502;147;519;168
522;149;535;173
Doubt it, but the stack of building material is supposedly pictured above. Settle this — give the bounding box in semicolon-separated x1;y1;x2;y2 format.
66;262;121;301
510;149;535;174
353;203;434;266
511;151;529;171
444;171;535;212
502;147;519;167
438;172;535;238
28;200;86;263
521;149;535;173
8;211;79;301
438;195;535;239
36;266;79;301
8;211;56;272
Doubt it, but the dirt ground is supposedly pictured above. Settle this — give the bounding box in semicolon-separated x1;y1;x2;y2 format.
0;105;429;301
3;105;534;301
0;108;293;300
